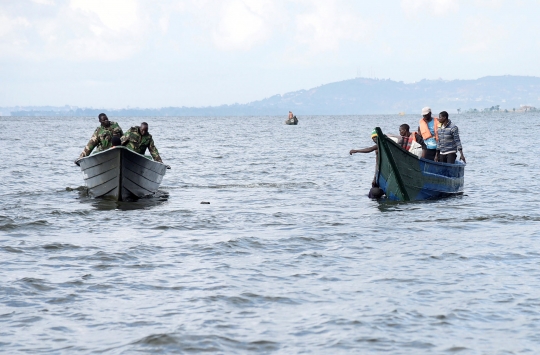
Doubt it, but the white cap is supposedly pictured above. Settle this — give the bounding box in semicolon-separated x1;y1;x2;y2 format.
421;107;431;115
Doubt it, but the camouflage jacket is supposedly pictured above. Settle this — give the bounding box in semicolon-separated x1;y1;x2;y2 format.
121;126;162;162
79;122;123;158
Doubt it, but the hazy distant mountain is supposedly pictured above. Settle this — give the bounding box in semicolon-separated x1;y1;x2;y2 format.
238;75;540;115
6;75;540;116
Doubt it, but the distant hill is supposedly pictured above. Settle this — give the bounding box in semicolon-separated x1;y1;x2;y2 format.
6;75;540;116
250;75;540;115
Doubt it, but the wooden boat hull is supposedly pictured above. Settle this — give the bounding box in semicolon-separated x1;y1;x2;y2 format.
285;118;298;125
76;147;167;201
375;127;465;201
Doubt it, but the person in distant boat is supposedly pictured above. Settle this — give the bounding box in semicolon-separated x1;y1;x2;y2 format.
397;124;426;157
78;113;123;160
121;122;163;163
288;111;294;119
350;129;379;187
418;107;439;161
111;136;122;147
435;111;466;164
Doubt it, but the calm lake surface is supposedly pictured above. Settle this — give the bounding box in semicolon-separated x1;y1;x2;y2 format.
1;114;540;354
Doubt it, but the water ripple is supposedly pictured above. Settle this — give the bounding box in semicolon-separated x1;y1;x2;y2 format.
2;114;540;354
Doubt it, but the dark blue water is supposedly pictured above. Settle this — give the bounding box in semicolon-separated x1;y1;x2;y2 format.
1;114;540;354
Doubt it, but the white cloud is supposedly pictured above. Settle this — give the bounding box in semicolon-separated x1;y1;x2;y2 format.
294;1;370;52
69;0;140;32
0;0;523;65
0;0;373;60
164;0;372;53
211;0;275;50
0;12;31;56
459;16;507;53
60;0;149;60
474;0;505;9
0;0;151;61
0;12;30;37
158;16;169;34
0;0;165;61
401;0;459;16
31;0;56;5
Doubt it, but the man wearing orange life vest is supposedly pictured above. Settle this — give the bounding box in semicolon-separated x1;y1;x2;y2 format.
397;124;426;157
418;107;439;160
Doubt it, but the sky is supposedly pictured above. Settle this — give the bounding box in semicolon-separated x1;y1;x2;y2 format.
1;0;539;108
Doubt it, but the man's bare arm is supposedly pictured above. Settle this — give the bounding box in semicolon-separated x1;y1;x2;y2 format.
350;145;378;155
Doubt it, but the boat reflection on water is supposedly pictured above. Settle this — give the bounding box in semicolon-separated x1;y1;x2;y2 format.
374;194;466;213
76;187;169;211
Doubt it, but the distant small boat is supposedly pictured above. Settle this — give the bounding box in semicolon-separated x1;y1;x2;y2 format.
398;112;406;116
375;127;465;201
285;116;298;125
76;146;167;201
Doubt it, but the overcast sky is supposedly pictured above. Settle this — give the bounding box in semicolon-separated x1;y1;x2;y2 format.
1;0;539;108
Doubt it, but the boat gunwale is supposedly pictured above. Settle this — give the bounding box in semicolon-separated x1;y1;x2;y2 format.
378;128;466;169
76;146;167;169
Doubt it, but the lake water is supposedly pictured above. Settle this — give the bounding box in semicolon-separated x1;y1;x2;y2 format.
1;114;540;354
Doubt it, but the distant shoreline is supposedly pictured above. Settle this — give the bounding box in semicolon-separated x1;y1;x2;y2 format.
3;110;538;118
2;75;540;117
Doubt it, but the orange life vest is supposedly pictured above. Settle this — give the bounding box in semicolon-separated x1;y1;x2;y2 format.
400;132;417;150
419;118;439;141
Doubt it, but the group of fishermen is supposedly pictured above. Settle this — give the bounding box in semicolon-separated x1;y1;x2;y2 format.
350;106;466;198
76;113;163;163
77;108;465;197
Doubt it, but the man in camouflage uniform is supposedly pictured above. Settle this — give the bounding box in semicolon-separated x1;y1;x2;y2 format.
78;113;123;159
121;122;163;163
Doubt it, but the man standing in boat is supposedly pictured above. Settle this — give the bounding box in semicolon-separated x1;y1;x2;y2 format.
418;107;439;161
435;111;466;164
121;122;163;163
78;113;123;160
